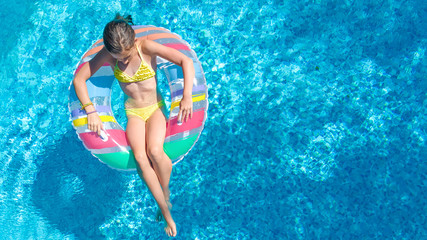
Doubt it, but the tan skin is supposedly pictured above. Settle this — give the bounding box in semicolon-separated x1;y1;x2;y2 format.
73;38;195;237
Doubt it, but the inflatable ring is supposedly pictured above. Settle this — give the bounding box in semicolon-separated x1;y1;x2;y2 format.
68;25;208;172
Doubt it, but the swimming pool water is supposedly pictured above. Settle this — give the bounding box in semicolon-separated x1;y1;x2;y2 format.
0;0;426;239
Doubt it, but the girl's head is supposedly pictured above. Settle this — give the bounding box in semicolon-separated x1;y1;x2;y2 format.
103;14;135;55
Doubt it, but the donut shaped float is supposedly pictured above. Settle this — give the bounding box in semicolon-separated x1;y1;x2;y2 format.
68;25;208;172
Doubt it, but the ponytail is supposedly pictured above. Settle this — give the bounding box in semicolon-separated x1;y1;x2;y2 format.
114;13;134;25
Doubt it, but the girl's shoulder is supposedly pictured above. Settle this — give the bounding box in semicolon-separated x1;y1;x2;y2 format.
96;47;116;66
136;38;149;48
137;38;154;55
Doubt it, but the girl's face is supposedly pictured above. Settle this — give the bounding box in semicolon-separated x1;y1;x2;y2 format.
110;46;136;64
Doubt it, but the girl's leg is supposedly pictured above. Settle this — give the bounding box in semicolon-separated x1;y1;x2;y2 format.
126;117;176;237
145;108;175;235
145;108;172;203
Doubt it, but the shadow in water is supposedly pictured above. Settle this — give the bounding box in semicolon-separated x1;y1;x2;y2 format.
32;129;128;239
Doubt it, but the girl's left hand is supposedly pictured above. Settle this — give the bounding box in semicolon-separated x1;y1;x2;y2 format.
178;96;193;123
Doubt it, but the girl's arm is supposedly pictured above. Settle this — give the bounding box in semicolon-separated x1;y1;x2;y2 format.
141;39;195;122
73;47;113;135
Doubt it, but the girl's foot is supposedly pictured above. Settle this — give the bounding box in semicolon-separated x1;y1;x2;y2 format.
164;220;177;237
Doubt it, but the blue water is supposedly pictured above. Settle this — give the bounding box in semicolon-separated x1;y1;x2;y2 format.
0;0;426;239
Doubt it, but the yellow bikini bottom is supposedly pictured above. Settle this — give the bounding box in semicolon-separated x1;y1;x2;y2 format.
125;101;165;121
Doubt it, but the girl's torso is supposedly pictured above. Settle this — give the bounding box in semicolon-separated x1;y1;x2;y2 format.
110;40;161;109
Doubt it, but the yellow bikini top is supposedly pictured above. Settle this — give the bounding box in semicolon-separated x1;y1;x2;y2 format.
114;45;156;83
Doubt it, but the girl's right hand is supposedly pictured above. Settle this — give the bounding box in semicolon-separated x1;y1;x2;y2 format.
87;112;104;136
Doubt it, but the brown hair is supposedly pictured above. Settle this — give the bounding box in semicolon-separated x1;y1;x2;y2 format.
103;14;135;54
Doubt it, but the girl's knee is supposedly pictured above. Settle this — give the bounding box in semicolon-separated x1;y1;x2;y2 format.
134;153;151;169
147;146;166;163
147;146;162;161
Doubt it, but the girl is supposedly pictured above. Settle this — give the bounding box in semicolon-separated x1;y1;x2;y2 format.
73;15;195;237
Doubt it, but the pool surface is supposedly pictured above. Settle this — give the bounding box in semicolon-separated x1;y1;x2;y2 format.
0;0;426;239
